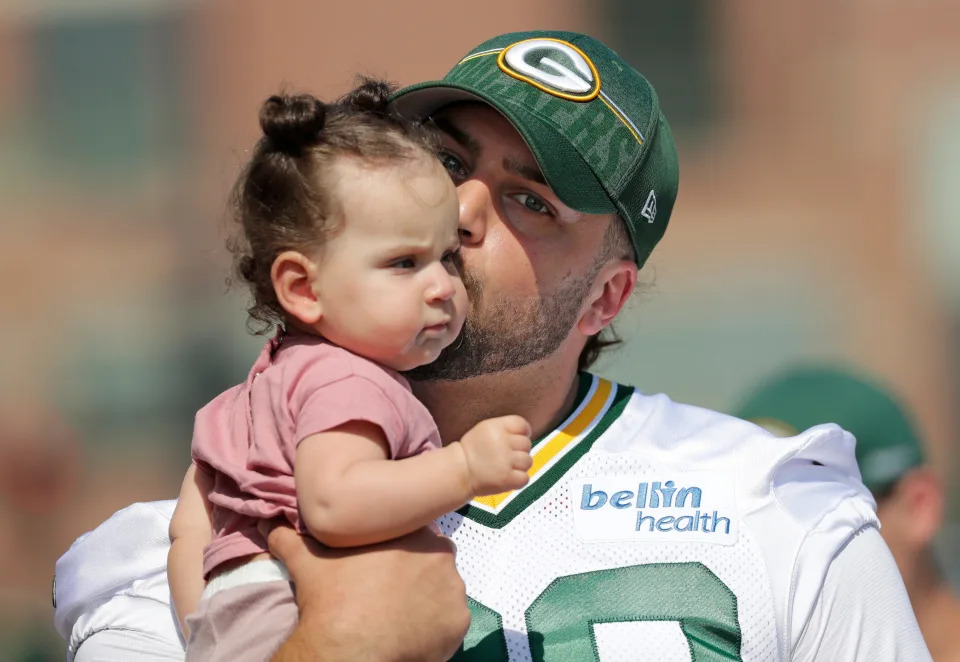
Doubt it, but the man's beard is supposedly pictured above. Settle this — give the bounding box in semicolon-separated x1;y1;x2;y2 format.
405;263;595;382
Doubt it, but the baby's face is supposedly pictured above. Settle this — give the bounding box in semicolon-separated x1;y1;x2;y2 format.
310;154;466;371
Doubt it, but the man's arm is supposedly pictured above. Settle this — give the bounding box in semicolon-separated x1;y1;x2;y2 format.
265;523;470;662
793;526;931;661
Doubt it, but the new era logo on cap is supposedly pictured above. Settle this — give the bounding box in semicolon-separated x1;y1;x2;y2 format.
641;190;657;223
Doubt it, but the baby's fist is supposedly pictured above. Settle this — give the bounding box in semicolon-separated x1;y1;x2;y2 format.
458;415;532;496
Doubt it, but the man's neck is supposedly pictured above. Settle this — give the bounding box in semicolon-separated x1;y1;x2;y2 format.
908;557;960;661
412;355;583;444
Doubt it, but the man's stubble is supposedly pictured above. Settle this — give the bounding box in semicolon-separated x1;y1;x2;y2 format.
405;259;597;382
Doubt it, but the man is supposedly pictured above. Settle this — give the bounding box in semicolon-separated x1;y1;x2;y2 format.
735;366;960;661
55;31;930;661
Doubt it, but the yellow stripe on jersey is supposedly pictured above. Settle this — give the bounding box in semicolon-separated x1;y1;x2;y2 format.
472;377;614;512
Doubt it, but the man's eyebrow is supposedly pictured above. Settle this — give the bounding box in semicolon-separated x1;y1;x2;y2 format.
432;117;480;158
432;115;547;186
503;158;547;186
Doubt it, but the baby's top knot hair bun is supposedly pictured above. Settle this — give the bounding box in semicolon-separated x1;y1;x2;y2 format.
259;93;326;156
343;78;394;117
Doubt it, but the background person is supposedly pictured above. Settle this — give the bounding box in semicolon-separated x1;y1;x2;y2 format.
734;365;960;661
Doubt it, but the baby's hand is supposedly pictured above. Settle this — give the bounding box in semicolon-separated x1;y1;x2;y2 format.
457;415;532;497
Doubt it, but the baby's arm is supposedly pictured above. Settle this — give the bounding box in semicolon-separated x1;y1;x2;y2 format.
296;415;532;548
167;463;215;639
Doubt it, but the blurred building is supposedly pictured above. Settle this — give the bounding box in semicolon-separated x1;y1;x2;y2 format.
0;0;958;657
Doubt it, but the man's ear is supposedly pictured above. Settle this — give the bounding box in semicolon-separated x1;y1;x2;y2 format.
577;259;637;337
271;251;322;326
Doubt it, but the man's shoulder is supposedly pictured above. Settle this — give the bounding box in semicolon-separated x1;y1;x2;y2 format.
594;381;786;463
54;500;176;642
591;378;875;524
57;499;176;568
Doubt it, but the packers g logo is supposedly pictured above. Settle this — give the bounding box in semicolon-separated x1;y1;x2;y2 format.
497;38;601;101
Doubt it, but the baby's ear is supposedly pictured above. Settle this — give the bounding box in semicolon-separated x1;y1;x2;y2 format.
271;251;322;325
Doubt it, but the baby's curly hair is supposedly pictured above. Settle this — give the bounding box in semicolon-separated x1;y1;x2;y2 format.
228;78;440;334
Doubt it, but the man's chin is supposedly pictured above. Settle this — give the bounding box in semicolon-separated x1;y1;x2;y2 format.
406;279;588;383
402;347;475;382
403;330;555;383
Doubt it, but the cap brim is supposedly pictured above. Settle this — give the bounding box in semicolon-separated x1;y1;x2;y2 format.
392;81;617;216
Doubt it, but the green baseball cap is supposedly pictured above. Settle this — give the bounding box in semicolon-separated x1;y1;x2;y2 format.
732;366;925;494
391;30;679;268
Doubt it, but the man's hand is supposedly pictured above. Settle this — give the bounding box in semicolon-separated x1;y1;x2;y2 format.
264;522;469;662
457;415;532;496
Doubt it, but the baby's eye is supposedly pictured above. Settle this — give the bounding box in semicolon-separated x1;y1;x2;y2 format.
389;257;416;270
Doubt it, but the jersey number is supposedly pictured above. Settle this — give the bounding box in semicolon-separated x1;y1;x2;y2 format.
453;562;742;661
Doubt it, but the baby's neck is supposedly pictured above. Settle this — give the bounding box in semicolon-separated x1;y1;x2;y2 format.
280;321;323;340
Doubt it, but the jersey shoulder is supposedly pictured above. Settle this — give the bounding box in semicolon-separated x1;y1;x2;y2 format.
589;386;880;650
54;500;175;641
595;388;876;524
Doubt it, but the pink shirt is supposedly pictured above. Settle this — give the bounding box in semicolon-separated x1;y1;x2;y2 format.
192;333;441;577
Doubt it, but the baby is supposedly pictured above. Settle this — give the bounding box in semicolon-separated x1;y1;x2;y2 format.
166;80;532;661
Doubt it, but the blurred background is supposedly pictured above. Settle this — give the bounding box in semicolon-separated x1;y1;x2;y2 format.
1;0;959;658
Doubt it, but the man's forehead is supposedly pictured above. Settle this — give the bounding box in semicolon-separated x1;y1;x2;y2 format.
433;103;524;151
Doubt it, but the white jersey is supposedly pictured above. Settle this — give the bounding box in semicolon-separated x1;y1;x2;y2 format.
54;374;928;661
54;500;182;661
439;374;912;661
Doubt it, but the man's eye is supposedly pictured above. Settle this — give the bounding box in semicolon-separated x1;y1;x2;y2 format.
438;151;468;180
512;193;551;215
441;247;461;263
441;248;462;272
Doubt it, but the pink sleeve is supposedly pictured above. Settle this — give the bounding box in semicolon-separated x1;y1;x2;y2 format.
291;374;408;458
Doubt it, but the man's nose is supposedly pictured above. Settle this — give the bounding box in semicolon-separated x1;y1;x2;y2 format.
456;179;491;246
